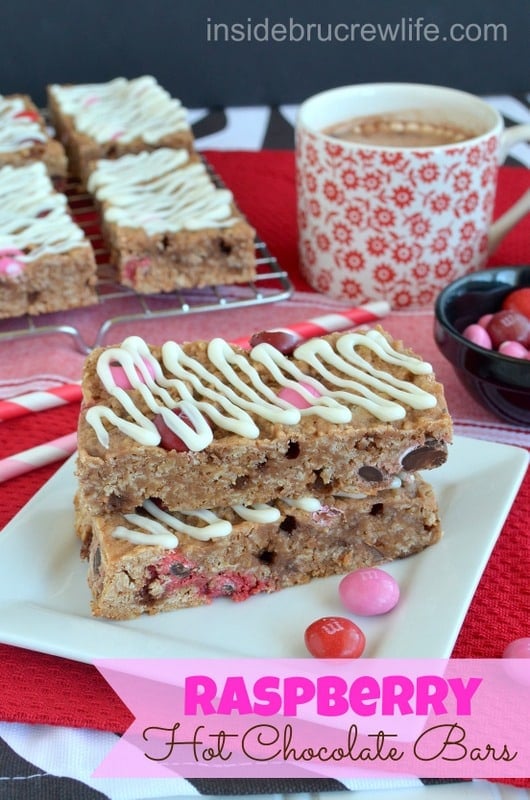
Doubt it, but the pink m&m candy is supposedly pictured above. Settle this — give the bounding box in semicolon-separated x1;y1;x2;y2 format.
503;637;530;659
278;381;321;409
502;637;530;686
110;358;156;389
462;323;492;349
339;568;400;616
498;341;528;359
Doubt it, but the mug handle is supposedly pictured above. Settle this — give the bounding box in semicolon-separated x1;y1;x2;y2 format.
488;122;530;253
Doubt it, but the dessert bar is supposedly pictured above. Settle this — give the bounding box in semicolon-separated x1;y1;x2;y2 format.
0;163;98;318
86;148;257;293
47;75;195;185
75;474;442;619
0;93;67;180
76;329;452;515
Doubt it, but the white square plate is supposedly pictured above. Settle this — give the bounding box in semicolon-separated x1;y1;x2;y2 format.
0;435;527;662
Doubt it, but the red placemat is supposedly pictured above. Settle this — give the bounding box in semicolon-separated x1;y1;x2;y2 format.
0;152;529;755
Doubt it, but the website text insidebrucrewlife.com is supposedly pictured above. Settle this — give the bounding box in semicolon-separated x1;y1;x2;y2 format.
205;16;508;44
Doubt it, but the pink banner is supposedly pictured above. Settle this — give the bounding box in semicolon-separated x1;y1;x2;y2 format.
93;658;530;780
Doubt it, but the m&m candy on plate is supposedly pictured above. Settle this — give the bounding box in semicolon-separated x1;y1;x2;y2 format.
339;568;400;616
304;616;366;659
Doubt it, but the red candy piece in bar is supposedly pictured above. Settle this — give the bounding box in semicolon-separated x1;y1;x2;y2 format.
13;109;40;122
249;329;301;354
154;408;209;452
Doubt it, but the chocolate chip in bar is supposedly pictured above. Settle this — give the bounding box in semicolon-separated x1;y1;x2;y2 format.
401;440;448;471
358;466;384;482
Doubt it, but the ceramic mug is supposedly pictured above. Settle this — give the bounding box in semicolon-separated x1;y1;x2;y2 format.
296;83;530;308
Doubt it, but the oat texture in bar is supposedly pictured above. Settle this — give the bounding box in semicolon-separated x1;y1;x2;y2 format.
76;329;453;517
76;474;441;619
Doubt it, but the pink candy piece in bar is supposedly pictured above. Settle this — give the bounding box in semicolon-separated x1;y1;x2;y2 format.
110;358;157;390
278;382;321;409
0;247;24;277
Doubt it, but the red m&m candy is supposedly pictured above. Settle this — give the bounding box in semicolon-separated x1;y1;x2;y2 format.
304;616;365;659
249;329;300;354
502;287;530;321
154;408;209;452
486;310;530;349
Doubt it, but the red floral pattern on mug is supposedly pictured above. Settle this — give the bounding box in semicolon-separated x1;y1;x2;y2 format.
391;185;414;208
417;162;440;182
297;128;501;307
308;198;321;217
341;168;360;189
374;263;396;284
343;250;365;271
367;235;387;256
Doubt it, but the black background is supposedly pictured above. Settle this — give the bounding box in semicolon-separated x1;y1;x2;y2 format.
0;0;527;107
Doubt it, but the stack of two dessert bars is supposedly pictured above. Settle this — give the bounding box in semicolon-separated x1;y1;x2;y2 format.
74;327;452;619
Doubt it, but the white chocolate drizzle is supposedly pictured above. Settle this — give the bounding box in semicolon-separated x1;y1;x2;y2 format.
87;148;239;234
49;75;189;144
112;499;283;547
0;95;47;153
87;332;436;450
111;472;414;549
110;476;414;548
0;163;89;260
283;496;323;512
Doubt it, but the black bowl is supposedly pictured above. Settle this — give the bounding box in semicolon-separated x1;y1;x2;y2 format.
434;266;530;426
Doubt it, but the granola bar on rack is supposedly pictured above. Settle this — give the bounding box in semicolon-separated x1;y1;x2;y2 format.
0;163;97;318
47;75;195;185
0;93;67;180
86;148;256;293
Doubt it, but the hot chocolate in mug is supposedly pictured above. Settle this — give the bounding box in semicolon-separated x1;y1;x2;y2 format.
296;83;530;308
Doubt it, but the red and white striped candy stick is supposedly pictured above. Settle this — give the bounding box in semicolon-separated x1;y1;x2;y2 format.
231;300;390;350
0;432;77;484
0;383;82;422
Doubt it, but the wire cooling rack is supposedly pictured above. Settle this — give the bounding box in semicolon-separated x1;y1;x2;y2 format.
0;167;293;354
